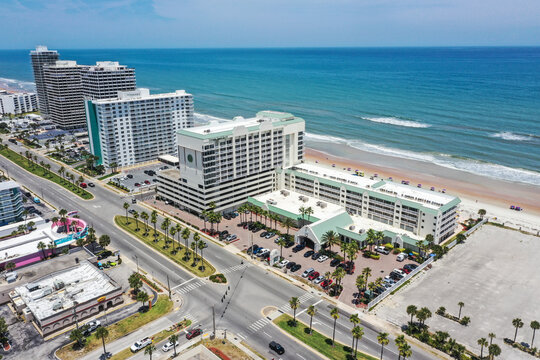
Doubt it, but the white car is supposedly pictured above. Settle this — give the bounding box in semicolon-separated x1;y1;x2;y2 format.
396;253;408;262
162;340;179;352
256;248;269;257
313;275;325;284
277;259;289;268
317;255;329;262
375;246;390;255
131;337;152;352
393;268;405;276
302;268;314;278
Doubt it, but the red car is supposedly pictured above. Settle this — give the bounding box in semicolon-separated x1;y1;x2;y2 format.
320;279;333;289
144;180;150;185
308;271;320;281
401;268;411;274
186;328;202;339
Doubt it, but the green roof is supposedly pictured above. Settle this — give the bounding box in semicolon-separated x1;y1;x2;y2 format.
309;211;353;243
246;197;319;223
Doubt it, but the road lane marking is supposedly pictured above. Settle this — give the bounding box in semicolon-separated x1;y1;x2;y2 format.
296;299;323;316
171;277;195;290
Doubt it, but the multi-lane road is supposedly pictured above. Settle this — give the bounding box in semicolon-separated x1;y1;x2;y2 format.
0;142;436;360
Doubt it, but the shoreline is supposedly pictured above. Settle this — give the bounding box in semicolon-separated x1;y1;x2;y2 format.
304;146;540;234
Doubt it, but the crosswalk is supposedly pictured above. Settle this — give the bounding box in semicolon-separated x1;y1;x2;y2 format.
278;292;314;313
248;317;271;333
181;313;198;325
175;279;206;294
221;263;252;274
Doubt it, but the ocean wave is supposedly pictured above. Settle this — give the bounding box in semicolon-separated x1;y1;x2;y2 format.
194;112;231;124
0;77;36;92
361;116;431;128
490;131;534;141
305;132;540;186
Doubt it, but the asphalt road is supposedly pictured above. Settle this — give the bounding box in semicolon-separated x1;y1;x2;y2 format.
0;142;435;360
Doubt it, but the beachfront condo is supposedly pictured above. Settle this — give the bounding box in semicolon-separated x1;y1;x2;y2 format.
81;61;136;100
157;111;305;214
85;88;194;168
30;46;60;117
0;90;38;115
0;180;24;227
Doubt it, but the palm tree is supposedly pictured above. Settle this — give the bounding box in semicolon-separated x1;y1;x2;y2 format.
395;335;406;359
96;327;109;357
168;333;179;356
406;305;417;325
377;332;389;360
349;313;360;349
277;237;287;259
362;267;372;288
123;202;130;224
298;206;306;226
322;230;338;252
456;233;466;244
144;344;156;360
399;343;412;359
5;262;15;272
512;318;524;342
352;326;364;357
330;307;339;346
289;297;300;326
416;307;432;327
356;275;366;295
69;328;84;348
425;234;435;249
182;228;191;257
161;218;171;246
478;209;486;219
133;211;140;231
136;291;149;308
366;228;376;252
531;320;540;348
58;208;68;231
488;344;501;359
198;241;206;269
141;211;149;234
332;267;345;288
98;235;111;248
37;241;47;259
488;333;496;346
457;301;465;319
151;210;158;239
307;305;316;335
283;217;294;237
170;226;177;253
478;338;488;359
305;206;314;224
192;233;200;261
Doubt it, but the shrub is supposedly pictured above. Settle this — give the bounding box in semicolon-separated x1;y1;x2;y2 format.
460;316;470;326
436;307;446;315
384;243;394;249
369;254;380;260
392;248;401;254
209;273;227;283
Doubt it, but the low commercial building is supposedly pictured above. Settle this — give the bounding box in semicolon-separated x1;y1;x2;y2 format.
0;180;24;226
0;91;38;115
10;261;123;336
85;88;194;168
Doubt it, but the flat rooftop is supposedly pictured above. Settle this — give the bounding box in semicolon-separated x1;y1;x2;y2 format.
349;214;422;241
14;261;118;321
92;88;191;104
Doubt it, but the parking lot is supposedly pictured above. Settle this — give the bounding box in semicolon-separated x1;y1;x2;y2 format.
110;163;166;192
375;224;540;359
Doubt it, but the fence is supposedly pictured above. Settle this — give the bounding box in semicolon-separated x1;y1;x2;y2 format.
445;217;487;249
367;255;435;310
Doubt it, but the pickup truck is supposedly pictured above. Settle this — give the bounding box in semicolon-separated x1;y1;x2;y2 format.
130;337;152;352
375;246;390;255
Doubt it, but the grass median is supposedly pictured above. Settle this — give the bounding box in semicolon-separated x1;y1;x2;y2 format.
0;146;93;200
115;215;215;278
274;314;377;360
57;295;173;360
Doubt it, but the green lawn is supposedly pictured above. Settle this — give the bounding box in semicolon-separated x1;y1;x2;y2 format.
274;314;378;360
115;216;216;277
0;147;93;200
98;172;119;181
57;295;173;360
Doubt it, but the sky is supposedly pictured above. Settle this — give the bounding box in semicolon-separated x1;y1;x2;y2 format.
1;0;540;49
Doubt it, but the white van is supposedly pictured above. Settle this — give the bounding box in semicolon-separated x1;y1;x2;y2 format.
397;253;408;262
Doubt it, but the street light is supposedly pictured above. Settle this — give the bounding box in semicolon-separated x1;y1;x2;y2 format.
73;300;79;331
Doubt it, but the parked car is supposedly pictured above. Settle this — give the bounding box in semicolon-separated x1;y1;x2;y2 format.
397;253;408;262
144;180;150;185
284;241;295;248
313;275;325;284
401;267;411;274
321;279;333;289
302;268;315;278
225;234;237;241
292;244;305;253
311;252;321;260
247;244;259;254
186;328;202;339
131;337;152;352
304;250;315;258
80;182;87;188
260;231;268;238
375;246;390;255
393;268;405;276
82;320;101;336
134;183;141;187
308;271;320;280
403;263;418;271
256;248;269;257
330;258;340;267
269;341;285;355
290;264;302;272
265;232;275;239
317;255;329;262
277;259;289;268
127;174;134;179
162;340;179;352
286;261;296;269
128;209;136;214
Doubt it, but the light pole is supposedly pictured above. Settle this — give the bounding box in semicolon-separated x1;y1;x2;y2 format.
73;301;79;331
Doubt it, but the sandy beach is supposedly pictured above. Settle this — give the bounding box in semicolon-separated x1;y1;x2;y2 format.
304;145;540;235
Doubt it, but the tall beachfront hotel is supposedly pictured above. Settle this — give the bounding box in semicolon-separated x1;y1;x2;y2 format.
85;88;194;168
30;46;59;116
157;111;305;214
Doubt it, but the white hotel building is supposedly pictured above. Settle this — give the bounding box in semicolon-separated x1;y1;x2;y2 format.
85;88;194;168
0;91;38;115
157;111;305;213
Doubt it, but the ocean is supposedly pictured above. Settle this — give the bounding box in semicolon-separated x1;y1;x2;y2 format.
1;47;539;185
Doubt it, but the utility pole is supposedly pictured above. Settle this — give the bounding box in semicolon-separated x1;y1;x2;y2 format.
212;306;216;338
167;275;171;299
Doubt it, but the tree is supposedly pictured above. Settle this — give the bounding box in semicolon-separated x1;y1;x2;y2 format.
478;209;486;219
478;338;488;359
182;228;191;257
457;301;465;319
277;237;287;259
283;217;294;236
128;272;143;293
144;344;156;360
37;241;47;259
488;333;496;346
531;320;540;348
161;218;171;246
352;326;364;357
133;211;140;231
488;344;501;359
198;241;206;270
151;210;158;238
69;328;85;348
456;233;466;244
123;202;130;224
399;343;412;359
289;297;300;326
170;226;177;253
513;318;524;342
322;230;338;252
307;305;316;335
366;228;376;251
416;307;432;328
356;275;366;294
362;267;372;288
99;235;111;249
332;267;345;288
168;333;179;356
136;291;149;308
141;211;149;234
349;313;360;349
5;261;15;272
377;332;389;360
96;326;109;357
406;305;417;325
192;233;200;261
305;206;314;224
330;307;339;346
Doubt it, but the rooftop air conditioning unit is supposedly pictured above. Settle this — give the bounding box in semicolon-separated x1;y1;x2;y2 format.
320;202;327;208
52;300;63;311
349;225;356;231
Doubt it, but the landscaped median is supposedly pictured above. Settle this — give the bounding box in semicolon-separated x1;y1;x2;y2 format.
273;314;378;360
57;295;173;360
0;146;93;200
115;215;216;278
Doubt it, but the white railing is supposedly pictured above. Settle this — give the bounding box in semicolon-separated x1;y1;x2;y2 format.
367;256;435;310
446;217;487;249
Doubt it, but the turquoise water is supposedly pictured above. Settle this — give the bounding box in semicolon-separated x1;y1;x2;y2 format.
1;47;539;184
